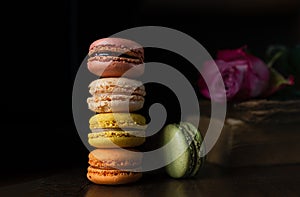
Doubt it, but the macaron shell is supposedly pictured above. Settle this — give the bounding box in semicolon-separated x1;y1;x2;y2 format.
87;166;142;185
87;60;145;78
88;77;146;96
88;148;143;170
87;95;144;113
88;38;144;53
161;124;191;178
89;113;146;130
88;131;146;148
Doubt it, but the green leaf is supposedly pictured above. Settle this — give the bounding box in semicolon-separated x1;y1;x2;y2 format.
265;45;292;75
267;51;284;68
270;68;292;87
263;67;294;97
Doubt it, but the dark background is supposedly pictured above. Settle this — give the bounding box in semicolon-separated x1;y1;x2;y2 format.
1;0;299;178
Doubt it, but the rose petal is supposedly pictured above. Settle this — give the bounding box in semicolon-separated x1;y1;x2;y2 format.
216;46;247;61
217;46;270;99
198;60;220;99
198;60;247;102
244;54;270;97
200;46;271;102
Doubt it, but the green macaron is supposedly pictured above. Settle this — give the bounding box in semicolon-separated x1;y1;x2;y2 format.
161;121;205;178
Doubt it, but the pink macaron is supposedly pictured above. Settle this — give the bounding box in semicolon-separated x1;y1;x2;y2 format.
87;37;145;78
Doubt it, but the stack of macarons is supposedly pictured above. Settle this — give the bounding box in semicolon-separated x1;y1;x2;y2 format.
86;37;147;185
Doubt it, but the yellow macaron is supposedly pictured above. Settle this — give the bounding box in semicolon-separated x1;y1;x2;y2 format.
88;113;147;148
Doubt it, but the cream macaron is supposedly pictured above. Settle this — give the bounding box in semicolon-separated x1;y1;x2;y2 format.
87;77;146;113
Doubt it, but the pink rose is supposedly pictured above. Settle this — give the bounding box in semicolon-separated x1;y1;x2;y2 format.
198;46;270;102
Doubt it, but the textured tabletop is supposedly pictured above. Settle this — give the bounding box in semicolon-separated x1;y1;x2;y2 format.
1;163;300;196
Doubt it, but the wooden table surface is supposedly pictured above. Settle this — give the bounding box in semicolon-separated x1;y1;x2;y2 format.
1;162;300;196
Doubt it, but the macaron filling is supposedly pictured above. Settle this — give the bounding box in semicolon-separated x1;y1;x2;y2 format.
177;124;197;178
90;51;141;61
88;45;144;63
179;122;203;176
87;166;143;182
89;44;143;56
88;93;144;101
88;130;145;138
88;55;142;64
